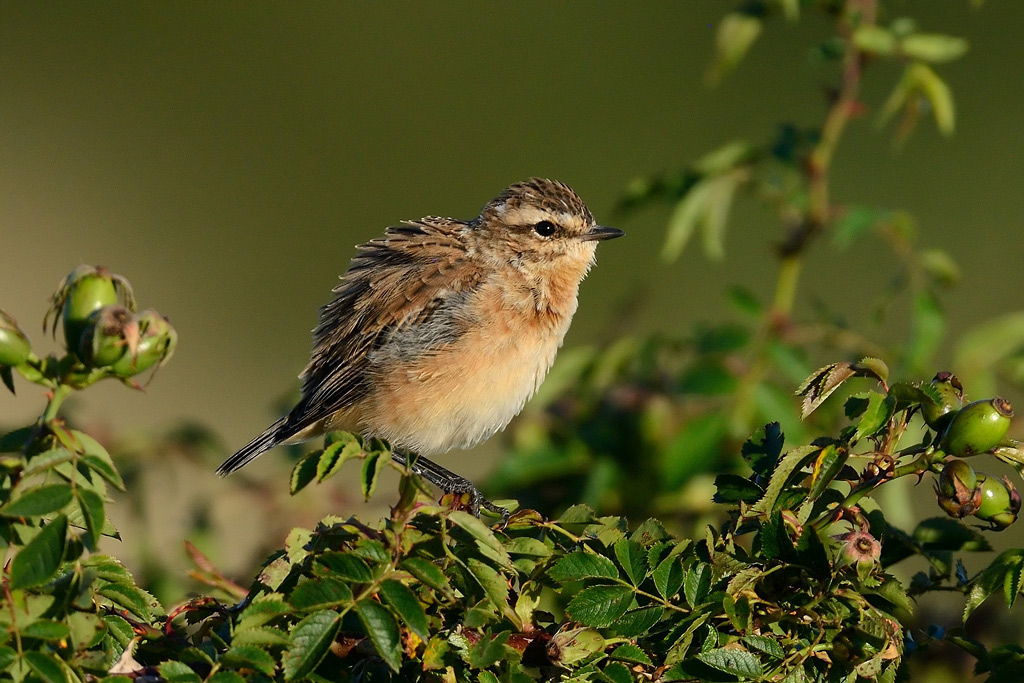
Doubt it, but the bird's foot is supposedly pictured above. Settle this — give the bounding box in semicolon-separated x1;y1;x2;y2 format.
392;450;510;525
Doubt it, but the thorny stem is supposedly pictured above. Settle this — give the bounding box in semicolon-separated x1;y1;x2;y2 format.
730;0;876;436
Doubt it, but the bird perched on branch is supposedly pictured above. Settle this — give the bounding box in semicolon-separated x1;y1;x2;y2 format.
217;178;622;518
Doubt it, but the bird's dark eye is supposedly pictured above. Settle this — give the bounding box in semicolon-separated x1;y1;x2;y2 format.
533;220;557;237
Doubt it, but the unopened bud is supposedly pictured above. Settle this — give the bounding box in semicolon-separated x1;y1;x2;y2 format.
0;310;31;367
78;305;134;368
45;265;136;355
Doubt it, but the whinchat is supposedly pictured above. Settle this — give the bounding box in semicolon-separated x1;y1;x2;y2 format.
217;178;622;517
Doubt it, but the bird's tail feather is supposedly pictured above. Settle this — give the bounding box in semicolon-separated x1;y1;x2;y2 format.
217;417;288;476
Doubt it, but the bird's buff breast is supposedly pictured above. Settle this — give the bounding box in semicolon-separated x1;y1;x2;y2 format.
359;285;577;455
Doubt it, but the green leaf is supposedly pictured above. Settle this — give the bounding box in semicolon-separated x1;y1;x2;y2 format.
0;645;16;671
468;630;511;669
316;432;363;482
356;599;403;673
158;661;201;683
449;510;512;569
290;452;319;495
360;450;388;500
504;536;551;557
806;444;848;504
652;554;684;600
683;563;712;607
549;551;619;583
697;647;763;678
565;585;634;628
610;606;664;637
9;514;67;590
746;446;818;519
20;619;71;641
601;661;635;683
401;557;452;594
714;474;763;504
743;634;785;660
98;582;160;620
220;645;277;677
22;448;73;477
316;551;373;582
613;539;648;585
81;454;126;492
796;363;857;418
468;558;509;611
230;625;290;648
290;577;354;611
76;488;105;548
209;672;246;683
236;594;291;631
283;610;341;682
0;484;73;518
380;579;429;641
610;643;653;666
22;651;68;683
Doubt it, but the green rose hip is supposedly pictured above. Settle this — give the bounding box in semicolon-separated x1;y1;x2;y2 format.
45;265;136;356
973;475;1021;530
942;397;1013;457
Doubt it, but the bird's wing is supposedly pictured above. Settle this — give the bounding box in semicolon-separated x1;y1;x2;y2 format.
282;217;481;435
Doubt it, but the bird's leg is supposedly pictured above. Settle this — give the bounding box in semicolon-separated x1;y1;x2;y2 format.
391;449;510;523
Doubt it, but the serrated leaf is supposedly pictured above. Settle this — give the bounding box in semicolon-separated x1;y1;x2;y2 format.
613;539;647;585
549;551;619;583
209;672;246;683
449;510;512;569
80;454;125;491
283;610;341;681
611;605;664;637
684;563;712;607
236;595;291;631
714;473;763;504
0;484;73;518
356;599;402;673
9;515;67;590
22;448;73;477
469;630;511;669
290;577;354;611
316;432;363;482
504;536;551;557
601;661;634;683
99;583;160;621
380;579;429;640
315;552;373;582
746;445;818;519
400;557;451;594
76;488;105;548
158;660;201;682
796;363;856;418
290;452;319;495
743;634;785;660
360;450;388;500
231;625;290;648
610;643;652;666
697;647;763;677
807;444;848;503
467;558;509;611
565;585;634;628
652;554;684;600
220;645;277;677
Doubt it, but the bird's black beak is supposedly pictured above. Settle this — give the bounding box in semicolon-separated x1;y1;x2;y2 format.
580;225;624;241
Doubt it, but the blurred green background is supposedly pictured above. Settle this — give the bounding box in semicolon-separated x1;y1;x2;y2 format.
2;2;1023;604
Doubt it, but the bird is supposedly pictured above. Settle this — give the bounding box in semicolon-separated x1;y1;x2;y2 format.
217;178;622;518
